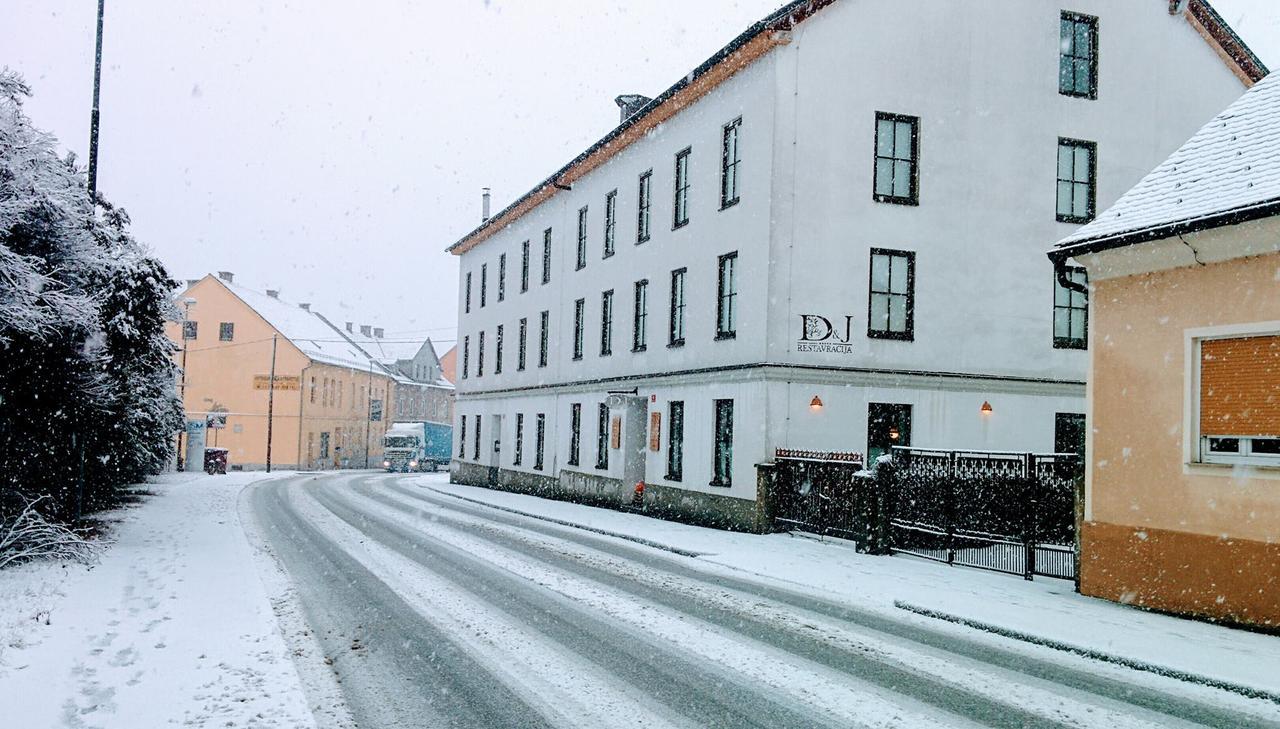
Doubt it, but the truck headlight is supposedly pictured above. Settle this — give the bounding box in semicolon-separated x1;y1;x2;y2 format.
409;461;418;468
382;460;390;467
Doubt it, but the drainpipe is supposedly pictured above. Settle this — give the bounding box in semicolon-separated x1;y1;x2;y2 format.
1052;257;1089;295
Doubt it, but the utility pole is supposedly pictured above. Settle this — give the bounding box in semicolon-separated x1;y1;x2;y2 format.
365;359;373;469
266;334;277;472
177;298;195;470
86;0;105;199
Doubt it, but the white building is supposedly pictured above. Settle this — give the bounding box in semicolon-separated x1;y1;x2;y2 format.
446;0;1265;530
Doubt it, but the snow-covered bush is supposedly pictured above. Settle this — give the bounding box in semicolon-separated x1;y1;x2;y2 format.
0;493;97;569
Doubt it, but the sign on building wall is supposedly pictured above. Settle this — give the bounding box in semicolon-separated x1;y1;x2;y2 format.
610;416;622;449
649;412;661;452
253;375;300;390
797;314;855;354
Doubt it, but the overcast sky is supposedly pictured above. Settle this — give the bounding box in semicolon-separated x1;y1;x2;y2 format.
4;1;1279;348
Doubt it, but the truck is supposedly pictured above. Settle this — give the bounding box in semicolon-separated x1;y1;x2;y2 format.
381;421;452;472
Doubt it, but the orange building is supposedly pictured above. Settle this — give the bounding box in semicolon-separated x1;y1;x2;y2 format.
168;273;401;470
1050;73;1280;628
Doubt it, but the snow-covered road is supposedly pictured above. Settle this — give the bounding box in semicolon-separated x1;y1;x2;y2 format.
249;472;1280;729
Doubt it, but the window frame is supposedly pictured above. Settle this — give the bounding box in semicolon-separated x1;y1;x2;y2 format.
872;112;920;206
218;322;234;342
595;402;610;470
603;189;617;258
637;170;652;243
716;252;738;340
464;272;472;314
480;263;487;308
494;324;504;374
573;298;585;361
498;253;506;302
461;335;470;379
720;117;741;209
867;248;916;341
182;320;198;340
513;413;524;466
673;147;691;229
517;317;528;371
1053;266;1089;350
539;310;549;367
534;414;546;470
569;403;582;466
633;279;648;352
476;329;485;377
712;399;734;487
541;228;552;285
576;206;589;270
1056;137;1097;224
1059;11;1099;100
600;289;614;356
521;239;530;292
472;414;481;460
666;400;684;482
668;267;687;347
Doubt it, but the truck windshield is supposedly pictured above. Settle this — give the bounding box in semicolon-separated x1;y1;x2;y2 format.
384;436;418;448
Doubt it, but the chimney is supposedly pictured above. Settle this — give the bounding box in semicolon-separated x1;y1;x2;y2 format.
373;327;384;339
345;322;353;333
614;94;652;124
482;187;491;222
186;279;200;288
360;324;372;337
217;271;234;283
298;302;310;311
266;289;279;299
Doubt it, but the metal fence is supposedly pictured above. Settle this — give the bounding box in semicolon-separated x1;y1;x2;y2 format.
770;450;876;545
885;447;1079;580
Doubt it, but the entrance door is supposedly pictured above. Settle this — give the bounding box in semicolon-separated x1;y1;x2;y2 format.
867;403;912;464
488;414;502;485
1054;413;1086;457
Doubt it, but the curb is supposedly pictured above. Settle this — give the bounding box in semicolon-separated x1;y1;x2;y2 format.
419;485;705;558
894;600;1280;706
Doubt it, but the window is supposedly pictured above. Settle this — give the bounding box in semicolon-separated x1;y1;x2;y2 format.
600;289;614;356
633;279;648;352
498;253;506;302
666;401;684;481
596;403;610;469
521;240;530;292
480;263;487;307
716;252;737;340
461;335;470;379
215;321;233;342
465;272;472;313
518;317;528;371
319;432;330;459
1060;12;1098;99
542;228;552;284
1057;138;1096;223
477;330;485;377
1197;334;1280;466
673;147;691;228
868;249;915;340
873;112;919;205
1053;266;1088;349
569;403;582;466
576;206;588;270
1055;412;1086;459
473;415;481;460
182;320;198;340
637;170;652;243
513;413;524;466
458;415;466;457
721;117;741;208
712;399;733;486
535;414;546;470
868;402;912;463
494;324;504;374
573;298;585;360
539;310;549;367
669;267;686;347
603;190;617;258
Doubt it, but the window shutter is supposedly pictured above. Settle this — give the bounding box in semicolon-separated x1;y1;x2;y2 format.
1200;336;1280;436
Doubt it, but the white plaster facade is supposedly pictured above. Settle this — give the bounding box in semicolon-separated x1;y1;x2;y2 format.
448;0;1257;512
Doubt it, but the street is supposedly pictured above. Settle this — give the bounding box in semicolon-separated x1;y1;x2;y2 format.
247;473;1280;729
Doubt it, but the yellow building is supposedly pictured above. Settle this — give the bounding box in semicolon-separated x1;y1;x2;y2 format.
1050;74;1280;627
168;273;400;470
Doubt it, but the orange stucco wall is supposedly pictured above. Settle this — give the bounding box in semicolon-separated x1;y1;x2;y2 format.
1086;249;1280;626
168;276;397;469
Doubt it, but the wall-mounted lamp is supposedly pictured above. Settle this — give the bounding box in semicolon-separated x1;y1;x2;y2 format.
980;400;994;415
809;395;823;412
888;426;900;441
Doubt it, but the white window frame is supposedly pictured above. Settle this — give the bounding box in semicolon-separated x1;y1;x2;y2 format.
1184;320;1280;473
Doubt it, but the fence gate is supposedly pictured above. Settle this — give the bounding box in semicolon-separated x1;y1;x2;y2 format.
771;450;871;544
886;446;1079;580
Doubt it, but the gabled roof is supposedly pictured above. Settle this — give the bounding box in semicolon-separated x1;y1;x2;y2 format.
1053;71;1280;260
448;0;1265;257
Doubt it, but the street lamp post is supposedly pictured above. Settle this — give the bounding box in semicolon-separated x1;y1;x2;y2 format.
176;297;195;470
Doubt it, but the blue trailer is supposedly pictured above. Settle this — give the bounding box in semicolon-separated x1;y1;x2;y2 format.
382;421;452;472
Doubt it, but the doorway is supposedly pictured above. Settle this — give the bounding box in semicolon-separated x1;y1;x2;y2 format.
867;403;912;463
488;414;502;485
1054;412;1086;458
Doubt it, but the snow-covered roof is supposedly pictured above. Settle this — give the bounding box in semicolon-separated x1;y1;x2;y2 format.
1054;71;1280;257
218;280;377;371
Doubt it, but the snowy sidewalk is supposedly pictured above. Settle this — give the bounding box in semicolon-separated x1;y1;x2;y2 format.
0;472;316;729
421;476;1280;699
